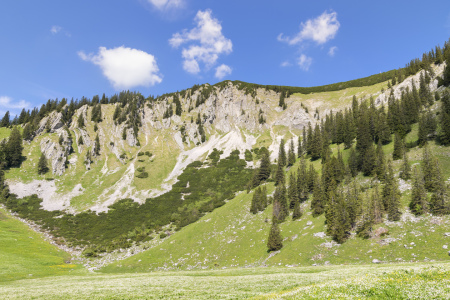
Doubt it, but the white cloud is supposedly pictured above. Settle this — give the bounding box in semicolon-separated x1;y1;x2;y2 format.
50;25;71;37
297;54;312;71
215;64;232;79
51;25;62;34
0;96;31;110
328;46;338;57
78;46;162;89
278;10;340;45
281;61;292;67
169;9;232;74
147;0;184;10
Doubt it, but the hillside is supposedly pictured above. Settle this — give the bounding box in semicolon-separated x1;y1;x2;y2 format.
0;44;450;280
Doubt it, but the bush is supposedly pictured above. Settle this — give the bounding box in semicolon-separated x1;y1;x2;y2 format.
159;233;168;239
136;172;148;178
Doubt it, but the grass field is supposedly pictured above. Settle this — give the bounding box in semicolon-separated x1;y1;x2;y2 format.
1;262;449;299
0;207;83;282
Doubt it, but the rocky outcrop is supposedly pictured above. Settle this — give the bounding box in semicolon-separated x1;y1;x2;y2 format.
36;111;64;136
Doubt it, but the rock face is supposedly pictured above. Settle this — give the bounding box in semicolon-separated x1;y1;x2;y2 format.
36;111;64;136
40;135;69;176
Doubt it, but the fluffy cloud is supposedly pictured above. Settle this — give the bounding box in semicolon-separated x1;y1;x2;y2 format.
328;46;338;57
78;46;162;89
0;96;30;110
147;0;184;10
280;61;292;67
278;11;340;45
169;9;232;74
215;64;232;79
297;54;312;71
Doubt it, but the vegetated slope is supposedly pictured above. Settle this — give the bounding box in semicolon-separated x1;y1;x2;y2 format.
101;127;450;273
0;207;82;282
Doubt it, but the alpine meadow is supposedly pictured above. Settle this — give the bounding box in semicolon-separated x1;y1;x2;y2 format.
2;1;450;299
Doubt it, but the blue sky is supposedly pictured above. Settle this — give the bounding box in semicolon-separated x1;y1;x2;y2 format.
1;0;450;116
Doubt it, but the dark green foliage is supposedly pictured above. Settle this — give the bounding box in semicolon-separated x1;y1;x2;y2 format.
438;92;450;145
91;104;102;123
173;94;182;116
442;55;450;87
250;186;268;214
429;160;450;215
244;149;253;162
278;139;286;167
409;167;428;215
399;150;411;180
382;161;402;221
326;187;351;244
287;139;295;167
1;151;252;251
267;222;282;252
348;147;358;177
288;172;298;209
4;127;23;168
77;114;85;128
418;110;437;146
392;133;403;160
94;134;100;156
22;124;33;141
311;178;324;216
37;153;49;175
421;145;440;192
0;111;10;127
208;148;223;165
375;141;386;182
78;136;83;145
272;182;288;222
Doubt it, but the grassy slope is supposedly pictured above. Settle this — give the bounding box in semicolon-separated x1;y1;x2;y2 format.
0;207;83;282
101;123;450;273
1;262;449;299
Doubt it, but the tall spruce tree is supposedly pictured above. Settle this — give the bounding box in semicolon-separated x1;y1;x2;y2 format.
278;139;286;167
421;145;439;192
0;111;10;127
383;160;402;221
399;149;411;180
267;222;283;252
287;139;296;167
5;127;23;168
250;187;260;214
409;167;428;215
392;132;403;160
439;92;450;145
37;153;49;175
429;159;450;215
375;141;387;182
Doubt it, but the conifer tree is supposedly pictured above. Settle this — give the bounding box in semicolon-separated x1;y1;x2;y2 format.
361;143;376;176
278;139;286;167
439;92;450;145
288;173;298;209
267;222;283;252
257;149;271;183
375;141;386;182
275;160;285;187
382;160;402;221
327;186;350;244
250;188;260;214
297;158;308;202
429;160;450;215
37;153;49;175
297;136;302;158
409;167;428;215
348;147;358;177
5;127;23;168
77;113;85;128
399;150;411;180
0;111;10;128
311;124;322;160
370;183;384;224
292;199;302;220
260;186;268;211
287;139;296;167
392;132;403;160
421;145;439;192
94;134;100;156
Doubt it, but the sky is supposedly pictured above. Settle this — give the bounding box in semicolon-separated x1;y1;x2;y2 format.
1;0;450;117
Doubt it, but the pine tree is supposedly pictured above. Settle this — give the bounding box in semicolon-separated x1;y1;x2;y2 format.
399;150;411;180
327;187;350;244
348;147;358;177
409;167;428;215
311;178;324;216
0;111;10;128
267;222;283;252
278;139;286;166
439;92;450;145
94;134;100;156
297;135;303;158
288;173;298;209
287;139;295;167
392;132;403;160
421;145;439;192
361;143;376;176
311;124;322;160
258;150;271;183
429;160;450;215
37;153;49;175
383;160;402;221
259;186;268;211
77;113;85;128
5;127;23;168
250;187;260;214
375;141;387;182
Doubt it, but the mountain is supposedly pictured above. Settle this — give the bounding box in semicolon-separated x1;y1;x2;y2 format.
1;45;450;276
